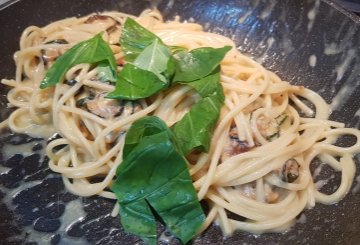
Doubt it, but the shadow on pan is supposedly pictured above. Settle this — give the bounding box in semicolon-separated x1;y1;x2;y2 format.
0;0;359;244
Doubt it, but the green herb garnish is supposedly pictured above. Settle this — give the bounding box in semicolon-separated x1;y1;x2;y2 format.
111;116;205;245
173;46;231;82
108;18;230;102
172;72;225;155
96;60;116;82
107;63;167;100
120;17;163;62
133;38;171;82
110;19;230;244
40;33;116;89
39;17;231;244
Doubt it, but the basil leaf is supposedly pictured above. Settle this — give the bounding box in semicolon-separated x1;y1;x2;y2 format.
106;64;167;100
96;60;116;83
112;116;205;245
172;93;223;155
119;200;156;245
122;116;170;157
164;56;176;81
173;46;231;82
185;68;224;99
40;33;116;89
134;39;171;82
172;72;224;155
120;18;162;62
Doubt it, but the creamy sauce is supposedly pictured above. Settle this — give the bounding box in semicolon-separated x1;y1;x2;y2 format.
315;179;328;189
23;123;56;139
309;55;317;67
1;141;43;160
335;49;357;82
59;199;89;245
351;175;360;194
354;109;360;128
260;0;276;20
164;0;175;10
21;228;53;245
238;10;253;24
0;129;89;244
2;179;43;205
297;213;306;224
280;38;294;56
23;199;88;245
355;107;360;118
0;176;89;244
330;85;352;112
7;108;56;139
324;42;342;55
256;37;275;64
307;0;320;32
0;165;11;174
146;0;175;10
314;174;335;190
313;163;324;180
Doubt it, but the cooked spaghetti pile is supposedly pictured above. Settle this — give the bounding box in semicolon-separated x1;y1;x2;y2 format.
2;9;360;241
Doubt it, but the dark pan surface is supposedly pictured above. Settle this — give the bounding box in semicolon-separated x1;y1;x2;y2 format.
0;0;360;244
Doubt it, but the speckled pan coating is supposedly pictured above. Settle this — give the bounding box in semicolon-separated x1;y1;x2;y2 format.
0;0;359;244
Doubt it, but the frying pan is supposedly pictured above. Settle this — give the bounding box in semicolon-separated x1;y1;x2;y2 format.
0;0;360;244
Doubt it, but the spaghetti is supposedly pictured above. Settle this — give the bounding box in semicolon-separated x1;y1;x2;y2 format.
1;9;360;236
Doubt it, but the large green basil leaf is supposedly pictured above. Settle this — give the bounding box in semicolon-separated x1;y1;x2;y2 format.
112;116;205;245
173;46;231;82
40;33;116;89
134;39;171;82
106;64;167;100
172;93;223;155
172;72;224;155
120;18;163;62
